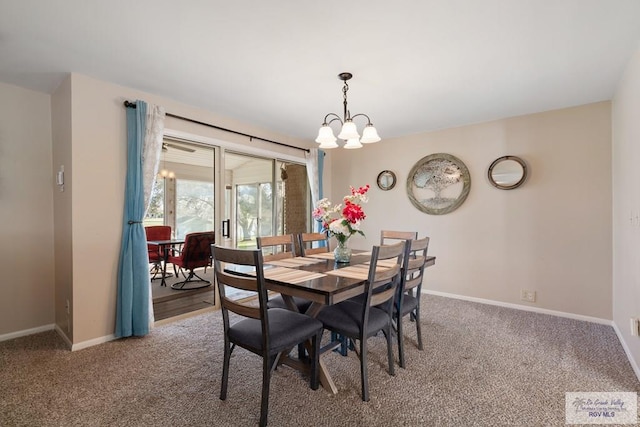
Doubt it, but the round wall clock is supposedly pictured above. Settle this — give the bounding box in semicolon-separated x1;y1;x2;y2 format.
406;153;471;215
376;170;396;191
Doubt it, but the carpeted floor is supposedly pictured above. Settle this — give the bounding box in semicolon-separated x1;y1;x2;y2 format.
1;295;638;426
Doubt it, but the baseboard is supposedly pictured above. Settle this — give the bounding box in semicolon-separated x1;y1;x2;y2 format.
423;290;612;325
611;322;640;382
54;324;73;349
0;324;55;343
70;333;117;351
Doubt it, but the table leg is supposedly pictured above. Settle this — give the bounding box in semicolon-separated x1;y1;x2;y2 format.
160;246;169;287
318;358;338;394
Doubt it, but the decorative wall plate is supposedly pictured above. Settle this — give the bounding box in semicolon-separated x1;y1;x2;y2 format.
406;153;471;215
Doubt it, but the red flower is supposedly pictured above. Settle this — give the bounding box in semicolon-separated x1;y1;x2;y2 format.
342;200;366;223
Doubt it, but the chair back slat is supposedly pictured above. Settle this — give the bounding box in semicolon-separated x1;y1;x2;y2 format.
257;234;296;261
407;255;426;271
298;232;329;256
370;285;397;306
372;262;400;283
380;230;417;245
217;270;259;292
404;275;423;292
221;298;261;320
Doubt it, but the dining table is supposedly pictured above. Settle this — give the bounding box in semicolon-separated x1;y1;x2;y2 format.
147;239;185;287
251;249;436;394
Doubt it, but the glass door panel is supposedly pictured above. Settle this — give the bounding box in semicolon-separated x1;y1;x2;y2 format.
224;153;274;249
144;140;215;241
175;179;214;239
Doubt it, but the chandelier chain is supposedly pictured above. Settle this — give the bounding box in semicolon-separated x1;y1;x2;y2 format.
342;81;350;120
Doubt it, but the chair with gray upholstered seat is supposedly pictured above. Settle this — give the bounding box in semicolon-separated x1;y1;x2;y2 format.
394;236;430;368
317;241;405;401
211;245;323;427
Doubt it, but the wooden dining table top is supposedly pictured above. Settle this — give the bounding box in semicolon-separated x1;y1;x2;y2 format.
261;251;436;307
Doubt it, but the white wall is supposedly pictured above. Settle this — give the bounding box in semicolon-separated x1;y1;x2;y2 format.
612;45;640;375
331;102;612;319
0;82;55;337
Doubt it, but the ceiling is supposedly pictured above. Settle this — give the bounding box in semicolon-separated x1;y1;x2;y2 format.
1;1;640;141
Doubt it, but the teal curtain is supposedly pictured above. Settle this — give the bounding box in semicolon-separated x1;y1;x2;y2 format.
116;101;151;337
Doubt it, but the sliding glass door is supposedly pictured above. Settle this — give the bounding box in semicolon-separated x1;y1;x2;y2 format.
145;141;311;251
144;139;216;240
223;152;309;249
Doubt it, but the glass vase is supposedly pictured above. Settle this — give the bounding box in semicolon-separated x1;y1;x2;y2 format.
334;239;352;263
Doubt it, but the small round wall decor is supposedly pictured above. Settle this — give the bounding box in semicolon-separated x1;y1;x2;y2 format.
406;153;471;215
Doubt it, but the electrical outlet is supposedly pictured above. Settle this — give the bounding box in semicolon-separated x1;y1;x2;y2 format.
631;318;639;337
520;290;536;303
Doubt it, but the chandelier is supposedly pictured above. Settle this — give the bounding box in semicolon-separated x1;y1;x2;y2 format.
315;72;381;149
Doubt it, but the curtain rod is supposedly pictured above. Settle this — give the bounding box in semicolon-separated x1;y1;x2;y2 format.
123;100;309;153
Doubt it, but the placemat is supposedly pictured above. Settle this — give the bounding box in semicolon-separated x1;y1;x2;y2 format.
305;252;337;260
306;251;373;260
325;264;372;280
262;267;327;284
265;257;325;267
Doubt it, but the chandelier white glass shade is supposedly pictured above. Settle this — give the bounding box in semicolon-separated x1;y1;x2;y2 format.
315;72;381;149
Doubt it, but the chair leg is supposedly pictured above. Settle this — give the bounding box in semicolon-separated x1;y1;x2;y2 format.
397;311;406;368
386;325;395;377
220;339;231;401
359;338;369;402
310;332;320;390
260;355;276;427
415;307;423;350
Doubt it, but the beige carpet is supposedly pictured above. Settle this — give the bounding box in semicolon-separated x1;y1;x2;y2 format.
1;295;638;426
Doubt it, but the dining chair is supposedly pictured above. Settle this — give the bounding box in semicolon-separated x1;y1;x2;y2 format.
257;234;311;312
167;231;215;290
298;232;329;256
395;236;430;368
211;245;323;427
317;241;405;401
380;230;418;245
145;225;171;280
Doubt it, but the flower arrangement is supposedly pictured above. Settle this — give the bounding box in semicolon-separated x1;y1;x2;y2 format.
312;184;370;244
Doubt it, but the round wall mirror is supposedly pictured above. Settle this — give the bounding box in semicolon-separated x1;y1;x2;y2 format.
487;156;527;190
